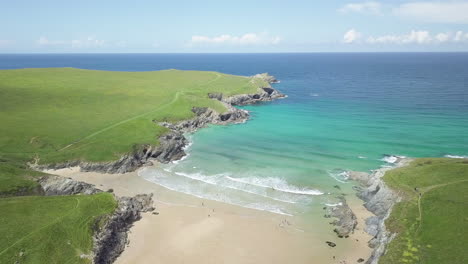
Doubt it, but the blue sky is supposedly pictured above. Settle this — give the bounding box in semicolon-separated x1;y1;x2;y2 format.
1;0;468;53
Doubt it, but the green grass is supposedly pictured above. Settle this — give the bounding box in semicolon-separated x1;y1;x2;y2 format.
380;158;468;264
0;68;268;263
0;68;268;192
0;193;117;264
0;155;44;196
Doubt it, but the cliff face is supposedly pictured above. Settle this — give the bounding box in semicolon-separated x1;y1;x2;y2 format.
350;158;411;264
34;73;284;174
36;175;154;264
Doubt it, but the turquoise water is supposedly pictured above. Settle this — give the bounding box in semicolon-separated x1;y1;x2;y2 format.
2;53;467;216
139;53;468;215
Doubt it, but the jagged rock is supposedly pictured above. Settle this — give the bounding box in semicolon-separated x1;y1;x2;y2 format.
33;73;284;176
207;92;223;101
38;175;101;195
326;197;357;237
350;159;412;264
364;216;380;237
326;241;337;247
252;73;279;83
192;106;209;116
93;194;154;264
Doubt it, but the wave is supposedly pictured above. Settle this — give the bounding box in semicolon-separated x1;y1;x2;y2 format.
327;169;349;183
445;154;468;159
380;154;406;164
225;176;323;196
170;171;299;204
172;135;193;164
138;168;295;216
324;202;342;207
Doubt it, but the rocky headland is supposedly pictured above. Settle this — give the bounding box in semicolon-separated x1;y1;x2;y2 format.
33;73;284;174
325;156;411;264
37;174;154;264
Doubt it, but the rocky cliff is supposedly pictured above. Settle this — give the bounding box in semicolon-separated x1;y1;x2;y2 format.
349;158;411;264
325;196;358;238
37;175;154;264
34;73;284;174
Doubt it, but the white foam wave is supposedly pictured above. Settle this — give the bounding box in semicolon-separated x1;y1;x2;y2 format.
327;170;349;183
225;176;323;196
381;155;406;164
445;155;468;159
324;202;342;207
138;168;294;216
169;171;318;203
358;155;367;159
172;136;193;164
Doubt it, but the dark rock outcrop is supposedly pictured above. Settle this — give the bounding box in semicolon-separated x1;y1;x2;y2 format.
348;159;412;264
93;194;154;264
33;73;284;175
37;175;154;264
38;175;101;195
325;197;358;238
326;241;337;247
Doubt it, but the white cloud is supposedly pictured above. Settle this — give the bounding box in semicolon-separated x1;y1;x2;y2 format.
190;33;281;46
339;1;382;15
37;36;105;48
435;33;450;43
343;29;362;43
365;30;468;44
394;2;468;23
37;36;66;45
71;37;105;48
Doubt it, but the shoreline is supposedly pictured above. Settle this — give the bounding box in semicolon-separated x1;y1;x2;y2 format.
348;157;412;264
33;73;286;174
35;73;384;263
45;165;374;264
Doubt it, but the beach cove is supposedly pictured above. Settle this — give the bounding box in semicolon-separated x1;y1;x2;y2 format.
2;53;468;263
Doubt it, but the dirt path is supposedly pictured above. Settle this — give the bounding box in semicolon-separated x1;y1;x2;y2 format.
58;72;222;152
416;179;468;232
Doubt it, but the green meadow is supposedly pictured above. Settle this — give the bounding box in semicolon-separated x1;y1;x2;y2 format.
0;68;267;194
381;158;468;264
0;68;267;263
0;193;116;263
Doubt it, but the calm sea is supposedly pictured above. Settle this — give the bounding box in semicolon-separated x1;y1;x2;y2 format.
2;53;467;215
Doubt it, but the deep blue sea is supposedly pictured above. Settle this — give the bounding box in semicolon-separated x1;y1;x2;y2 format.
2;53;467;215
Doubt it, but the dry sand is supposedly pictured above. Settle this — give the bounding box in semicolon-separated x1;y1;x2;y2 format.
46;166;373;264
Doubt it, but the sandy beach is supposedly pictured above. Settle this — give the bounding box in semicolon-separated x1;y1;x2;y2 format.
45;165;373;264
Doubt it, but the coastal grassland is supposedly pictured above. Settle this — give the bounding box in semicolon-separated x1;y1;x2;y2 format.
0;68;267;192
0;192;117;264
0;156;45;196
380;158;468;264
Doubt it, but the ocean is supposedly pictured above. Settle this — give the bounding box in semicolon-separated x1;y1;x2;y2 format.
2;53;468;216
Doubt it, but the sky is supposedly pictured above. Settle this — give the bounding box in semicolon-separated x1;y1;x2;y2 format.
1;0;468;53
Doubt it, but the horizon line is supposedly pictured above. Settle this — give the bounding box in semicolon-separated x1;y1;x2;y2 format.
2;51;468;55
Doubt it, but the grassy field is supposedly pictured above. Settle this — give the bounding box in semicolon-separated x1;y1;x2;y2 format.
0;68;268;263
0;68;267;194
380;158;468;264
0;193;117;264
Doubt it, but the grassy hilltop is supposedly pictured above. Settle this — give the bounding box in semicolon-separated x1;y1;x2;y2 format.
0;68;268;194
0;68;268;263
381;158;468;264
0;193;116;263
